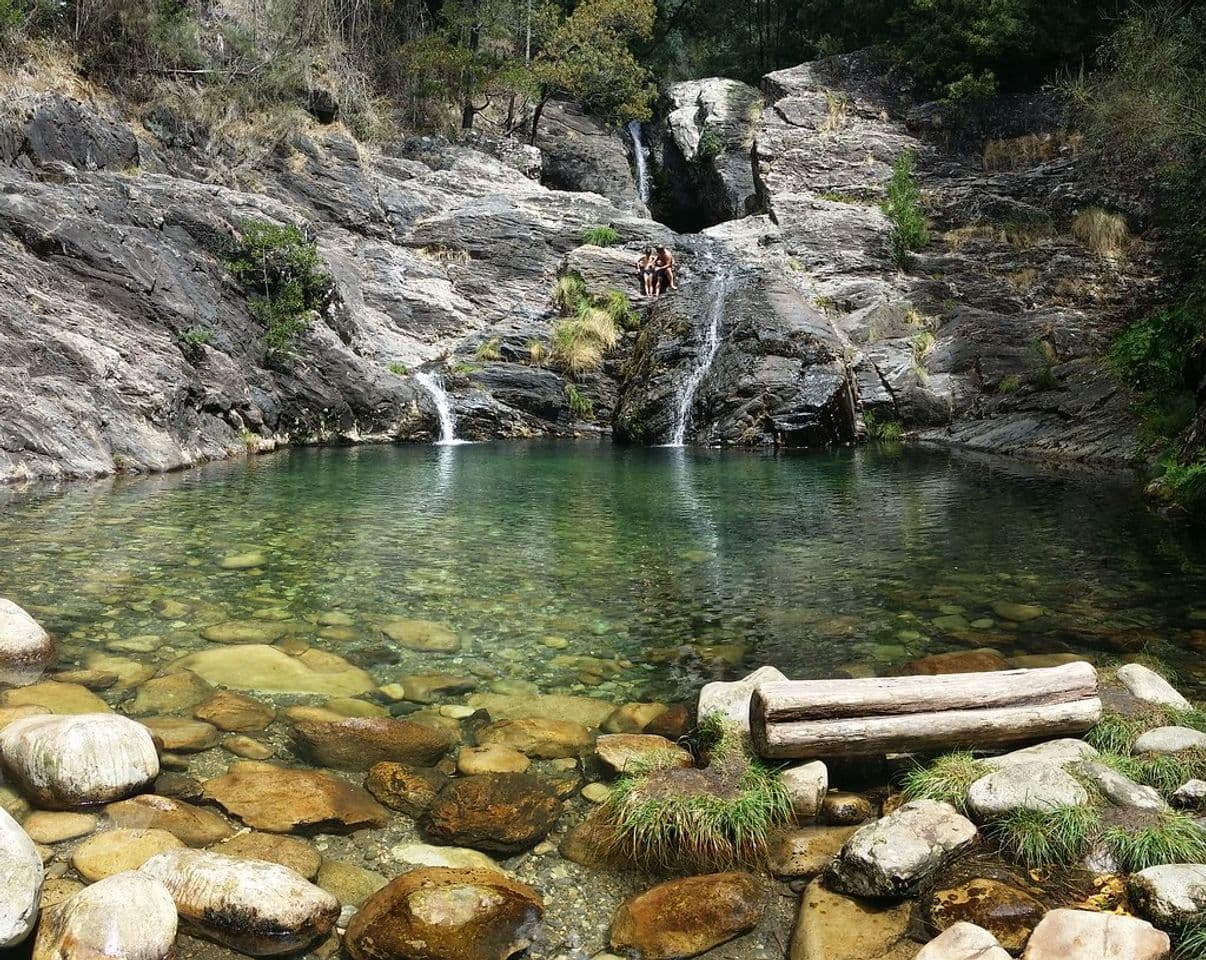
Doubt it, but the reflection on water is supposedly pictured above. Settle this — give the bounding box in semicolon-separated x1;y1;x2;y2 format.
1;441;1204;703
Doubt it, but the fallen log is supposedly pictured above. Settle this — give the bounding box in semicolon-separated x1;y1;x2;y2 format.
750;662;1101;759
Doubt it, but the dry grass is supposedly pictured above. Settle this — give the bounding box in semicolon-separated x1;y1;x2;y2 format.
551;309;618;375
945;220;1055;251
821;91;850;134
982;132;1083;171
1072;208;1130;258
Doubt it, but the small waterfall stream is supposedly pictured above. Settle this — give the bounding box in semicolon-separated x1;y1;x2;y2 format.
668;274;730;446
627;120;653;206
414;372;468;445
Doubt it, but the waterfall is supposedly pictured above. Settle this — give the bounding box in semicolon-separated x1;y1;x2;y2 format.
627;120;653;206
668;276;729;446
414;372;466;445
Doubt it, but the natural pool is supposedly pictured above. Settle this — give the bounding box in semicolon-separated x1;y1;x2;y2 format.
2;441;1204;700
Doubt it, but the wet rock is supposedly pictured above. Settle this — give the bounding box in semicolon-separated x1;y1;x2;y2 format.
396;673;478;703
559;811;619;868
390;841;504;874
194;690;276;731
364;761;448;817
219;550;267;570
1172;780;1206;809
536;99;644;213
595;733;692;774
783;761;828;820
645;703;691;740
424;773;562;854
127;671;214;716
211;831;322;879
0;805;42;947
170;645;375;696
72;827;184;881
829;799;979;898
141;847;340;956
458;744;531;775
224;735;275;759
316;859;388;907
33;871;177;960
990;602;1043;622
790;878;915;960
1020;909;1168;960
769;826;856;879
610;872;764;960
37;877;86;911
104;794;235;846
2;681;110;714
141;716;220;752
0;704;50;731
916;923;1010;960
0;598;55;687
292;715;452;770
1129;864;1206;928
1077;761;1165;810
0;712;159;808
84;654;155;692
465;692;615;727
820;791;875;825
21;811;97;843
382;618;462;652
906;650;1010;675
1134;726;1206;755
345;867;543;960
201;620;288;644
602;702;670;734
967;763;1089;820
477;717;592;759
1116;663;1190;710
697;667;788;740
924;878;1045;954
202;760;389;833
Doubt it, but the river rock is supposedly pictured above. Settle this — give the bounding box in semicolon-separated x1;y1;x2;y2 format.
220;550;267;570
477;717;592;759
382;617;461;652
782;761;828;820
170;645;375;696
595;733;692;773
697;666;788;740
1116;663;1190;710
390;841;504;873
458;744;531;775
0;805;42;947
610;872;764;960
1129;864;1206;927
820;791;875;825
828;799;978;898
1172;780;1206;808
364;761;448;816
142;847;340;955
201;620;289;644
465;692;615;727
72;827;185;881
104;794;235;845
424;773;562;854
127;671;214;716
1134;726;1206;755
0;712;159;808
1077;761;1165;810
316;859;388;906
991;602;1043;622
21;810;97;843
194;690;276;731
0;704;50;731
211;831;322;879
769;826;856;878
33;871;177;960
292;715;452;770
602;702;670;733
1020;909;1169;960
395;673;477;703
140;716;220;752
201;760;389;833
985;739;1098;768
906;650;1010;675
916;923;1010;960
966;763;1089;821
345;867;543;960
790;878;915;960
924;878;1045;954
2;681;110;714
0;599;55;687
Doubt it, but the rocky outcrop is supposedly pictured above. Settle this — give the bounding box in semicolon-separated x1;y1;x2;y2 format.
536;100;645;214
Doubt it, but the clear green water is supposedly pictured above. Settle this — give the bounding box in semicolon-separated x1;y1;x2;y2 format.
2;441;1205;702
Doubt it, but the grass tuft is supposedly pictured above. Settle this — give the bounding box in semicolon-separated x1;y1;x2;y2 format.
1072;207;1130;257
527;340;548;366
565;383;594;419
988;805;1101;869
901;751;982;813
554;274;589;314
1103;811;1206;872
582;225;619;247
475;337;502;361
1175;923;1206;960
1086;713;1148;754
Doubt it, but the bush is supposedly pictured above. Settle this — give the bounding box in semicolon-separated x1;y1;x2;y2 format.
997;374;1021;395
601;290;639;331
565;384;593;419
864;411;904;442
387;361;408;375
1110;302;1200;416
1072;208;1129;258
696;124;726;160
883;151;929;268
1161;457;1206;513
553;274;589;314
475;337;502;361
178;326;213;362
1103;811;1206;872
224;219;334;354
582;225;619;247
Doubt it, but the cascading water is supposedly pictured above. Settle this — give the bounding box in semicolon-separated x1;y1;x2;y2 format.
668;275;730;446
627;120;653;206
414;372;467;445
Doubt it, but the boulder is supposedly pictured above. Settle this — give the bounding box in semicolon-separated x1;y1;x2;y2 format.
382;618;462;652
966;763;1089;821
536;99;645;214
0;713;159;808
25;96;139;170
0;805;42;947
923;878;1045;954
1077;761;1165;810
140;716;220;752
790;878;915;960
210;831;322;879
345;867;543;960
21;811;97;843
103;794;235;846
477;717;592;759
169;645;374;696
820;790;875;825
0;598;55;687
782;761;828;820
697;666;788;740
985;740;1097;768
465;692;615;727
194;690;276;731
828;800;978;898
33;871;177;960
1116;664;1190;710
1172;780;1206;809
916;923;1010;960
364;761;448;817
127;672;214;716
610;872;764;960
595;733;692;773
1134;726;1206;755
905;650;1010;675
141;848;340;955
769;826;856;879
201;760;389;833
292;715;452;770
1129;864;1206;928
424;773;562;854
602;702;670;734
71;828;185;882
1;681;110;714
1020;909;1169;960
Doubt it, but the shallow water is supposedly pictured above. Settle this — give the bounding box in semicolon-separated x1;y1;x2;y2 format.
2;441;1204;700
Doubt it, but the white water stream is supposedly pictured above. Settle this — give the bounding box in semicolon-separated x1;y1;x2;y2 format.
668;275;730;446
414;372;469;445
627;120;653;206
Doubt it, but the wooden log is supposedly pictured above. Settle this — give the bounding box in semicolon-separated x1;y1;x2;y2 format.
752;662;1097;724
752;698;1102;759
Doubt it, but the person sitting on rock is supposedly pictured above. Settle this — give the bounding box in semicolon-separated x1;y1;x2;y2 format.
653;246;678;294
635;247;658;297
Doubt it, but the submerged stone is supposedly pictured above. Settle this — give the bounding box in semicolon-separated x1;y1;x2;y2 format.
424;773;562;854
0;599;55;688
923;878;1045;954
292;714;451;770
790;878;915;960
170;645;374;696
71;828;184;881
382;618;462;652
200;620;288;644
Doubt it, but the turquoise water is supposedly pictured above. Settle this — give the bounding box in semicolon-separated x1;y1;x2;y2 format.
1;441;1204;702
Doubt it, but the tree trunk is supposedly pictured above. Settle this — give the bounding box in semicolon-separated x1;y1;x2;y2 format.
529;90;549;145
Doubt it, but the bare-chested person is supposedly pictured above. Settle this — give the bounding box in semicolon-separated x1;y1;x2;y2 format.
635;247;658;297
653;246;678;294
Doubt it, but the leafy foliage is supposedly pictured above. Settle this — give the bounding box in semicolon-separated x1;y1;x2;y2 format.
883;152;929;268
178;326;213;362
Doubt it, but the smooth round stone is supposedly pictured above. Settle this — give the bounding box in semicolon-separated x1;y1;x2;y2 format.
317;611;355;627
991;601;1043;622
200;621;288;645
924;878;1045;954
194;690;276;732
170;645;374;696
34;871;177;960
1;682;111;715
0;805;42;947
84;654;156;692
211;832;322;880
106;635;166;654
601;702;670;734
389;842;504;874
72;828;185;882
440;705;476;720
140;717;220;753
1134;726;1206;755
103;795;235;847
820;791;875;825
37;877;85;911
0;598;55;688
316;860;388;907
610;872;764;959
542;636;570;649
381;618;461;653
458;745;531;775
581;783;611;804
324;697;388;718
128;672;214;716
219;551;267;570
318;626;359;642
969;619;995;629
224;736;275;759
22;811;98;844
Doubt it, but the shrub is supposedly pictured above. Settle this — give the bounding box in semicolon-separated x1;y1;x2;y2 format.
883;151;929;268
224;220;333;354
582;225;619;247
387;361;408;375
864;411;904;442
601;290;639;331
565;384;593;419
988;805;1100;869
0;0;23;39
696;124;726;160
1110;302;1200;416
997;374;1022;395
475;337;502;361
1072;208;1129;258
1161;458;1206;513
178;326;213;362
943;70;998;102
527;340;548;366
553;274;589;314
